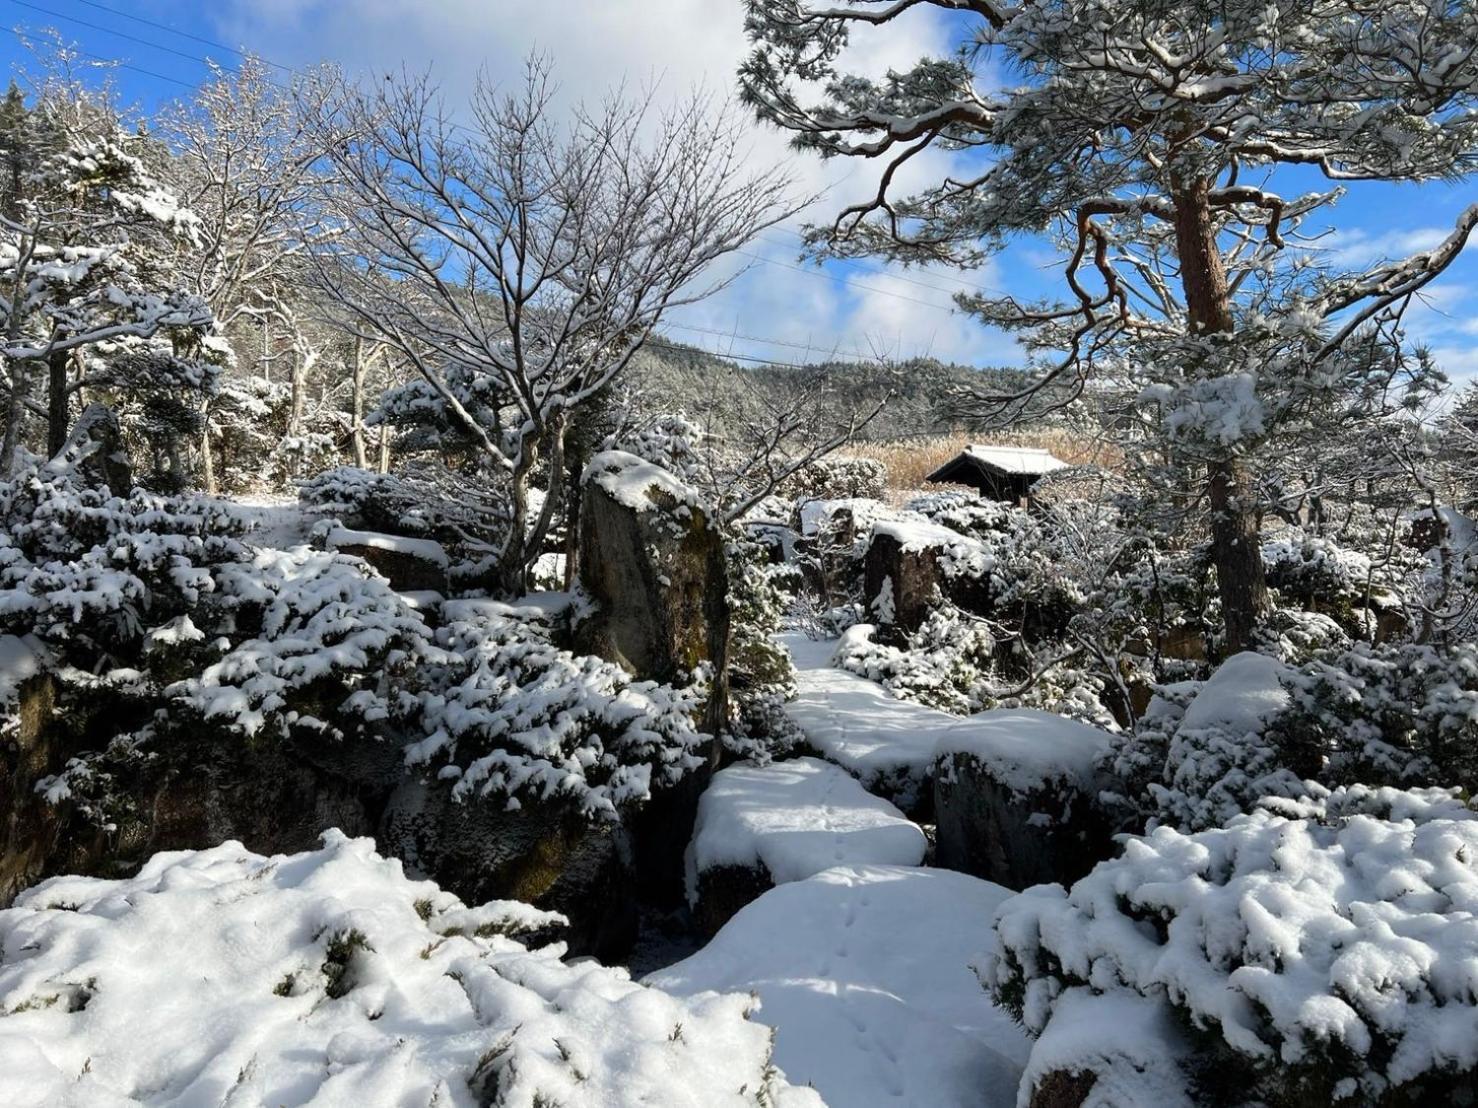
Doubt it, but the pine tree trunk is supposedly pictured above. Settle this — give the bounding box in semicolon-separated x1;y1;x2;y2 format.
45;347;69;458
200;421;217;495
1170;175;1269;653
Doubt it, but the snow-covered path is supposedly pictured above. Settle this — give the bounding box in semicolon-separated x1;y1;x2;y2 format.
650;864;1029;1108
648;634;1044;1106
780;633;964;806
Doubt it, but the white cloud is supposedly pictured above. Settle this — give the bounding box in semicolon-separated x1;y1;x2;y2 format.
203;0;1007;366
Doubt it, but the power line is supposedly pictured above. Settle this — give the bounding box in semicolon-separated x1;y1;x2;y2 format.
70;0;292;72
661;320;875;358
7;0;221;69
648;334;881;372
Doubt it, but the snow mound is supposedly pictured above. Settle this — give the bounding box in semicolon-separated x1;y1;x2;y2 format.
1179;650;1289;734
650;864;1030;1108
0;832;821;1108
584;450;705;514
987;791;1478;1100
1018;989;1194;1108
687;756;926;897
936;708;1112;795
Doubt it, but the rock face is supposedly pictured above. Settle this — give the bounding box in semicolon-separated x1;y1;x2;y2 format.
574;452;732;906
55;403;132;495
0;637;60;904
380;777;635;961
863;521;990;634
933;710;1115;891
575;452;730;708
324;527;449;593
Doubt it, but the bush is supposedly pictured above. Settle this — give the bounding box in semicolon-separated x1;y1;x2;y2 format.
1272;641;1478;792
783;455;887;501
389;600;711;821
0;832;814;1106
986;786;1478;1106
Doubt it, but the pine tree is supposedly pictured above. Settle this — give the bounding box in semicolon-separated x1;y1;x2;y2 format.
742;0;1478;651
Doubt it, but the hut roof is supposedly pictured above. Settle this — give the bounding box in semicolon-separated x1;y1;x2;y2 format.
926;445;1069;484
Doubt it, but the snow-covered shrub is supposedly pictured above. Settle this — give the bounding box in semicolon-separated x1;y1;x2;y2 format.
391;601;710;821
1271;641;1478;793
835;606;996;714
168;546;431;740
985;789;1478;1106
0;831;817;1107
609;412;709;483
783;455;887;501
1151;652;1305;831
724;532;802;762
297;462;512;554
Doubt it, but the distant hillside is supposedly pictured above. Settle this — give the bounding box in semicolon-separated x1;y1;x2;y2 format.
628;339;1041;441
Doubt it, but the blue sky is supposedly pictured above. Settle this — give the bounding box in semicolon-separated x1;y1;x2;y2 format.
2;0;1474;381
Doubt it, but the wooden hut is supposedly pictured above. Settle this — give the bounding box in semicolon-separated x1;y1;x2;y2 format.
925;445;1068;504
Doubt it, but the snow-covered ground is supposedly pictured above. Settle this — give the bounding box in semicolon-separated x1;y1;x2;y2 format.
687;757;926;899
650;864;1030;1108
213;491;315;548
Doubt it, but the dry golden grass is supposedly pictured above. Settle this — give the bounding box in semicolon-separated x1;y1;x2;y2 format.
845;429;1121;501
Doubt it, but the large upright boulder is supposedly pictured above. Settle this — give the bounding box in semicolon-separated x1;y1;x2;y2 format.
863;516;991;634
575;451;731;904
323;526;449;593
48;403;132;495
934;708;1115;890
575;450;730;728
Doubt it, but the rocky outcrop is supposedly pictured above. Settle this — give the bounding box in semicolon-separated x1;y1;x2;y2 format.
863;520;991;634
933;709;1115;890
324;527;449;593
54;403;132;495
574;452;733;906
574;452;730;713
380;777;635;961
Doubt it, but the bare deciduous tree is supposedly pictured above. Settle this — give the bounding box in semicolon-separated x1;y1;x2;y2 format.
304;57;798;593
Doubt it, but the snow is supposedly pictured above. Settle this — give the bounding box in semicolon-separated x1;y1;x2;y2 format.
687;757;926;899
650;864;1031;1108
781;632;953;805
325;526;450;567
962;445;1069;477
986;791;1478;1097
0;634;45;710
1018;989;1194;1108
797;497;893;537
935;708;1112;795
0;832;821;1108
784;635;1113;805
1180;650;1290;734
584;450;705;514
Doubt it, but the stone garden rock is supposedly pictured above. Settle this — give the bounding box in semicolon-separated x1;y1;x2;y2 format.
934;709;1115;890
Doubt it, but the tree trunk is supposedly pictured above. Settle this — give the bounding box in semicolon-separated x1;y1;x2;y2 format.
45;347;69;459
498;440;539;596
350;337;368;469
200;420;217;495
288;346;305;438
1171;175;1269;653
377;424;391;474
1;354;33;473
